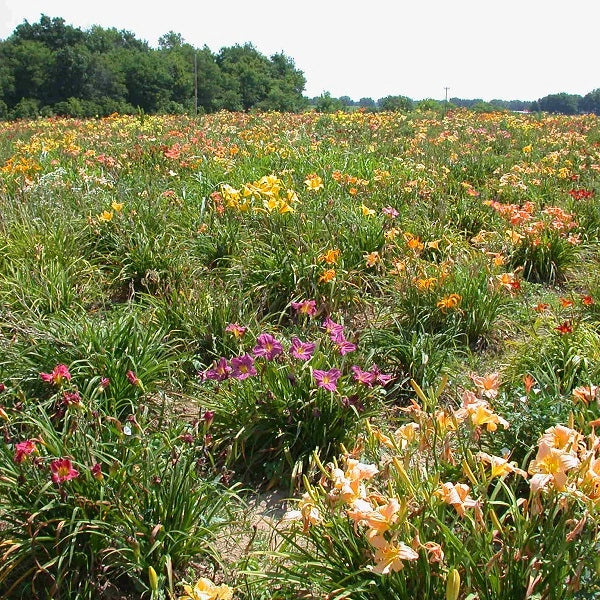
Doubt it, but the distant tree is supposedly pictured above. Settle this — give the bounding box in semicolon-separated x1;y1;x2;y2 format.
537;93;581;115
339;96;355;107
122;51;171;112
581;89;600;115
358;97;376;109
471;101;497;113
416;98;443;111
259;53;306;111
11;15;84;50
2;39;54;106
217;44;273;110
158;31;184;51
377;95;413;111
315;92;345;113
0;15;306;118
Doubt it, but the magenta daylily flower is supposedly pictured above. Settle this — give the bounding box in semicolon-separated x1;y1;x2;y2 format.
40;364;71;386
50;458;79;484
323;317;344;338
370;364;394;386
253;333;283;360
330;330;356;355
313;368;342;392
351;365;376;386
290;337;316;361
14;439;37;464
382;205;399;218
291;299;317;316
204;357;232;381
126;370;141;386
225;323;247;338
231;354;257;379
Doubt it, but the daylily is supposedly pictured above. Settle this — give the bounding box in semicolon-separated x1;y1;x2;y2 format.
477;452;527;479
50;458;79;484
528;442;580;493
313;368;341;392
40;364;71;386
435;482;479;517
253;333;283;360
369;536;419;574
179;577;233;600
289;337;316;361
230;354;257;380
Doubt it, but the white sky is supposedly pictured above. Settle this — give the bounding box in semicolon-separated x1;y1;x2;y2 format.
0;0;598;102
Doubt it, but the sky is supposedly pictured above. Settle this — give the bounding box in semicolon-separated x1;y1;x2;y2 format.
1;0;598;102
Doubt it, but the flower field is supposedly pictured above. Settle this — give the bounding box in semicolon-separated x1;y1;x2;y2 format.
1;109;600;599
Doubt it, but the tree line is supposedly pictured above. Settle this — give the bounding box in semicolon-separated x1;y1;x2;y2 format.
1;16;600;119
0;16;307;118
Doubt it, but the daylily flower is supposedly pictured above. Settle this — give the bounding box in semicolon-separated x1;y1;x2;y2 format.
437;293;462;312
253;333;283;360
40;364;71;386
204;357;232;381
369;536;419;574
572;385;599;405
289;337;316;361
91;463;104;481
323;317;344;338
291;299;317;316
435;481;479;517
351;365;376;386
50;458;79;484
319;248;340;264
179;577;233;600
304;173;324;191
477;452;527;479
319;268;336;283
14;439;37;464
225;323;247;338
230;354;257;379
470;372;500;399
283;492;322;531
528;442;580;493
332;334;356;356
62;391;83;408
369;364;394;386
313;368;341;392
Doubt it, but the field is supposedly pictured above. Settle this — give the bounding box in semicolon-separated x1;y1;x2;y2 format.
1;109;600;599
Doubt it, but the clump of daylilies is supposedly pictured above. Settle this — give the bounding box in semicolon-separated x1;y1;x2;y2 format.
277;373;600;598
197;299;394;481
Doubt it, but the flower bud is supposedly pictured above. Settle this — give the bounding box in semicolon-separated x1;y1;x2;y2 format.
148;566;158;591
446;568;460;600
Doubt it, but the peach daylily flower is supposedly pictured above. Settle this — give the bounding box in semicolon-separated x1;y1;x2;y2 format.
572;385;599;405
539;425;583;454
528;442;580;493
369;535;419;574
435;482;479;517
470;372;500;399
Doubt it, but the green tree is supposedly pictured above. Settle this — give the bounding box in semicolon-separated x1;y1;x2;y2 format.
315;92;345;113
377;95;413;111
537;93;581;115
581;89;600;115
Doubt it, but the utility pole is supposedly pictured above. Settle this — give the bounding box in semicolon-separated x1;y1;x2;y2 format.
194;52;198;116
443;86;450;118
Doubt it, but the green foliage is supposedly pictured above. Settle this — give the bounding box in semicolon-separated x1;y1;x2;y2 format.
0;403;237;599
0;16;306;118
